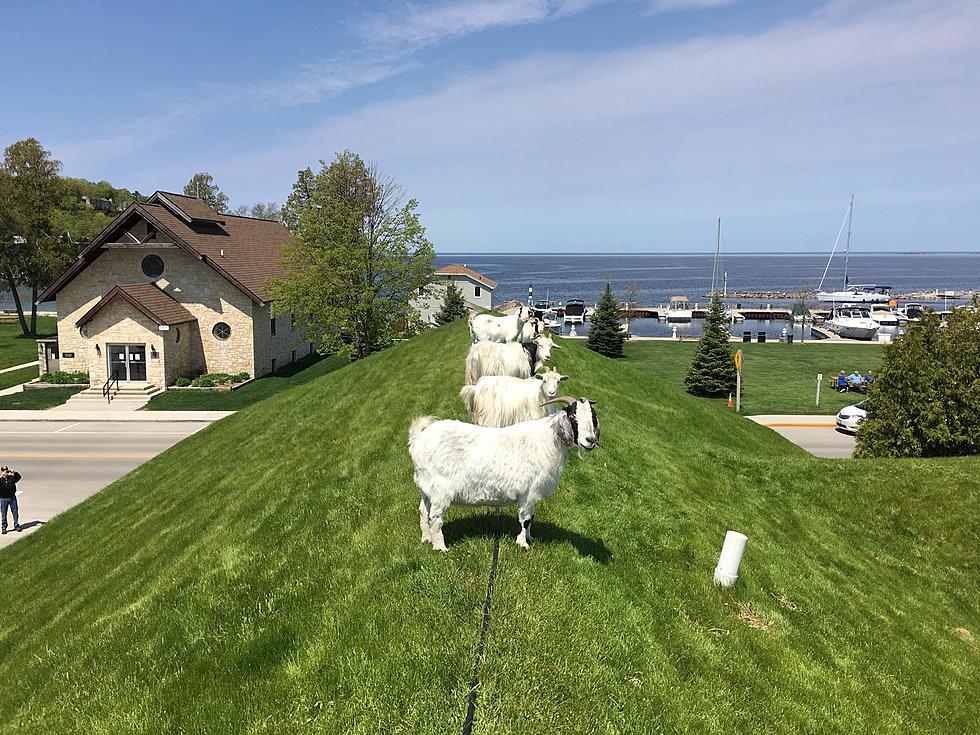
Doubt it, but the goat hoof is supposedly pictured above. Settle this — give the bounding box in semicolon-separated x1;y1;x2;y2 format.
516;538;530;549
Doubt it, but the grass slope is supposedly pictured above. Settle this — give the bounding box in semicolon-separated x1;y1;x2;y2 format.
0;322;975;733
626;340;881;415
0;365;38;392
0;386;85;410
0;316;56;369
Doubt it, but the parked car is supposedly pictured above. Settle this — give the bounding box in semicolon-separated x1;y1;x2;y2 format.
836;400;868;433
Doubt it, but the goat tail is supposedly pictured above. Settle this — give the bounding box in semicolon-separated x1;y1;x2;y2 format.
459;385;476;415
409;416;439;447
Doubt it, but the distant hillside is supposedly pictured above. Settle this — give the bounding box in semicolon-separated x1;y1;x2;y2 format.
0;321;976;733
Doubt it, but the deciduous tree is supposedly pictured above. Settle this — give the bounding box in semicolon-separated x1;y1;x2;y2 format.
0;138;72;336
232;202;282;222
270;151;434;360
587;282;625;357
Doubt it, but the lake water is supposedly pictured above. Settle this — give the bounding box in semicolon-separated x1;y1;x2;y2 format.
435;252;979;339
4;252;976;340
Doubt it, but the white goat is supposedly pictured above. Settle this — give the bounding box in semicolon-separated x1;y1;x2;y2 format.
463;335;559;385
469;304;533;343
459;368;568;427
518;317;542;343
409;397;599;551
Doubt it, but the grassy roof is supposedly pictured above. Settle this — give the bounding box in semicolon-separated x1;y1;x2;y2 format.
0;321;976;733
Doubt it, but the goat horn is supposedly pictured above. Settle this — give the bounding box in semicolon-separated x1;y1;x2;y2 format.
539;396;577;408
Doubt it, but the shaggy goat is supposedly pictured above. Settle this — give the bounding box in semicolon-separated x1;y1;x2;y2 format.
409;397;599;551
469;304;533;343
463;335;559;385
459;368;569;427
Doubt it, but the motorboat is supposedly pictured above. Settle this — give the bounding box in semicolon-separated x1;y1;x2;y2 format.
532;300;562;331
563;299;585;325
869;307;899;326
816;196;890;304
666;296;693;322
827;305;880;341
896;302;924;322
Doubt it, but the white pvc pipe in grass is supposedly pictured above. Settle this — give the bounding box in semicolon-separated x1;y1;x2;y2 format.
714;530;747;587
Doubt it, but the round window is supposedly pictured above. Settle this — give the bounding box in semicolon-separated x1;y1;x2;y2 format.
79;324;89;339
141;254;164;278
212;322;232;341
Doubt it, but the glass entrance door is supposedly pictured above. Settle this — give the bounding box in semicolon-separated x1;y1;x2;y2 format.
107;344;147;382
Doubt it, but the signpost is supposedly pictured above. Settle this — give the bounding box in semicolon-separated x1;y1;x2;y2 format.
734;350;742;413
816;372;823;406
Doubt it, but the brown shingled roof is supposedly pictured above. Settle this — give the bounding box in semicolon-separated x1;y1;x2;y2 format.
435;263;497;288
76;283;196;327
38;192;293;305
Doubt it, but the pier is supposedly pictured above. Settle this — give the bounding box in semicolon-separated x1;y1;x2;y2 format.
617;305;794;320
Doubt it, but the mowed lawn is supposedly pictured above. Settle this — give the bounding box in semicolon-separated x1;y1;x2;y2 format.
0;322;975;733
0;386;85;410
626;339;882;415
0;315;56;369
142;353;348;411
0;365;38;391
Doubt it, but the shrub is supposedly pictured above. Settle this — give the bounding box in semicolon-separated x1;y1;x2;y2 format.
435;283;469;325
587;282;625;358
685;294;737;398
40;371;89;384
174;377;192;387
856;302;980;458
191;373;235;388
233;372;250;383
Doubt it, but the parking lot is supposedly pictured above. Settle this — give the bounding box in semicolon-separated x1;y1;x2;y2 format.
0;420;212;549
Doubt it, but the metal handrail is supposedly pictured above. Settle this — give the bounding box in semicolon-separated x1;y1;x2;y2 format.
102;370;120;404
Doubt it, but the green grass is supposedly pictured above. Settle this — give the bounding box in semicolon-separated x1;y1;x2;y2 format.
0;322;975;733
143;353;348;410
0;316;56;369
0;386;85;410
0;365;38;391
626;340;882;415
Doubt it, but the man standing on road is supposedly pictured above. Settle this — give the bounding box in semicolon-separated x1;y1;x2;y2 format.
0;466;22;534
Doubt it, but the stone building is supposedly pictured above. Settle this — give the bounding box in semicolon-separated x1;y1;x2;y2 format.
414;263;496;325
36;191;311;389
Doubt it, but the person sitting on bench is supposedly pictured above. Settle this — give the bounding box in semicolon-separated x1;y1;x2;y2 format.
837;371;849;392
848;370;866;393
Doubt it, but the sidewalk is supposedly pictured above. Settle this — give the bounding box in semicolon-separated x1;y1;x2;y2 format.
0;410;234;422
0;361;38;374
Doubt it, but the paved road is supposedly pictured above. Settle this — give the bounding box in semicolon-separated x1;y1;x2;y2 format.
0;420;210;549
749;415;856;458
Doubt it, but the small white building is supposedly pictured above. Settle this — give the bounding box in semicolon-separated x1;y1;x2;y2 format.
416;263;495;325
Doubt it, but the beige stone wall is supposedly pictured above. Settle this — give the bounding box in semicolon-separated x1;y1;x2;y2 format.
251;304;312;376
85;301;165;385
55;246;257;385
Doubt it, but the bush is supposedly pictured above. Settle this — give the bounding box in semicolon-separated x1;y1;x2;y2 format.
587;282;625;358
40;371;89;384
233;372;250;383
856;302;980;458
685;294;737;398
174;377;192;387
435;283;469;325
191;373;234;388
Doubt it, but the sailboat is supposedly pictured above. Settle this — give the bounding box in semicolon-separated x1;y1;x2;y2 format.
816;196;891;304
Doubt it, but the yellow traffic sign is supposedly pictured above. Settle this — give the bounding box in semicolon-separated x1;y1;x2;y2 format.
734;350;742;371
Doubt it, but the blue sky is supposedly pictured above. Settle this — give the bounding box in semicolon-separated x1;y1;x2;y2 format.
2;0;977;254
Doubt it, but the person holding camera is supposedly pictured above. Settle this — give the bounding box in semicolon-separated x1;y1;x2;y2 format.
0;466;22;534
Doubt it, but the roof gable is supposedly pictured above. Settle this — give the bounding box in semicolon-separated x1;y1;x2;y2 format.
76;283;196;328
148;191;226;224
435;263;496;288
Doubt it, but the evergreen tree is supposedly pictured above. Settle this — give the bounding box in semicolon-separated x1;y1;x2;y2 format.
685;293;737;397
856;302;980;458
435;282;468;325
587;282;625;357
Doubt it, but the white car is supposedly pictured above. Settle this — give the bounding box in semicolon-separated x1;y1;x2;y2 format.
836;400;868;433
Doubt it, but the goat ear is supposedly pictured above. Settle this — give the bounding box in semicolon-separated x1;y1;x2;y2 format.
555;413;575;447
559;375;568;381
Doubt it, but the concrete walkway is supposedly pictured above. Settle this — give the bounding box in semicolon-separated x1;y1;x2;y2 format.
0;361;38;374
749;414;855;458
0;413;231;550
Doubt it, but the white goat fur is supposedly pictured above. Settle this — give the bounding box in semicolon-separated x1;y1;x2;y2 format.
408;399;599;551
463;335;558;385
469;304;533;343
459;369;568;427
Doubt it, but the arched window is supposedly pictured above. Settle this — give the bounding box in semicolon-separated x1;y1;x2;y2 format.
141;254;164;278
174;326;181;344
212;322;232;341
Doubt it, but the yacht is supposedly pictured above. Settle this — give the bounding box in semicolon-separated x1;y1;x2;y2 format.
666;296;693;322
532;300;562;331
869;307;899;326
827;305;880;341
816;196;890;304
563;299;585;325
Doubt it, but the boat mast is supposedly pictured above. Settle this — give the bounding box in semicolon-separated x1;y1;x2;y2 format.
817;198;853;293
711;217;721;297
843;194;854;288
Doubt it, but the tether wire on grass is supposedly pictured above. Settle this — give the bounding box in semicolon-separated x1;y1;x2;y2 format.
461;510;502;735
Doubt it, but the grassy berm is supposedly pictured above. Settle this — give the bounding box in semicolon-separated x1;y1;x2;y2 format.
0;321;976;733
